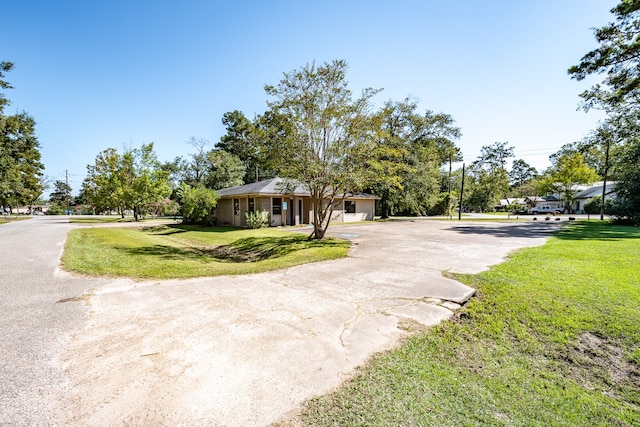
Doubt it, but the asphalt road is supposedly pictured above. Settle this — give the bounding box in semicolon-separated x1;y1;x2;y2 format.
0;217;108;426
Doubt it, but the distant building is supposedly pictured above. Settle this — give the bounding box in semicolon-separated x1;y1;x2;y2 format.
573;182;618;213
527;181;618;214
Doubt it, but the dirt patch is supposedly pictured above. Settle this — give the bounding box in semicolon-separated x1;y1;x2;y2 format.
562;332;640;397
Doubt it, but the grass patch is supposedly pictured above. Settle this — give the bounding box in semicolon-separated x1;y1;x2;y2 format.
62;225;349;279
301;222;640;426
0;216;31;224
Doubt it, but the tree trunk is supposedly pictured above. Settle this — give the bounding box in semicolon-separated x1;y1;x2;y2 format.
309;194;331;240
380;188;390;219
311;197;323;239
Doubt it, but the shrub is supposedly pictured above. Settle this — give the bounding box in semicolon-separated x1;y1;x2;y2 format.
47;202;64;215
178;184;218;225
245;210;270;228
584;196;614;215
608;199;640;225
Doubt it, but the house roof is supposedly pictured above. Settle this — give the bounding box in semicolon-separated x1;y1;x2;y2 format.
575;182;618;199
497;198;527;206
216;177;380;199
217;177;309;197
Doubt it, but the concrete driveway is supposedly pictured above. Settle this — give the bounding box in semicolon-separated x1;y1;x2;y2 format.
0;217;561;426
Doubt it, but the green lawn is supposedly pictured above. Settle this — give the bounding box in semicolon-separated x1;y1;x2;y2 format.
62;225;350;279
301;222;640;426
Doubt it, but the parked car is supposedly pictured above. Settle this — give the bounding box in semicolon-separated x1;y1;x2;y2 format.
528;206;563;214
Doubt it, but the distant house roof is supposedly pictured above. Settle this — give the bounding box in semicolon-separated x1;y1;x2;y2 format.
216;177;379;199
497;198;527;206
575;182;618;199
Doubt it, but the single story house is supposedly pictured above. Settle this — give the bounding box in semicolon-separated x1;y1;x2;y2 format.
215;177;379;227
527;182;618;214
573;182;618;213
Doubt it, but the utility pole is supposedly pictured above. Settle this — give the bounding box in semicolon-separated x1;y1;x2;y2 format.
65;169;70;215
600;138;610;221
447;154;452;220
458;163;465;221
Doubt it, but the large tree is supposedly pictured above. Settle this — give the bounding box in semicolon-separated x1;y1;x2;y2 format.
123;143;171;220
466;142;514;211
83;148;122;214
368;99;461;218
540;152;600;213
569;1;640;220
612;136;640;223
401;109;461;216
550;116;626;181
217;110;266;183
509;159;538;190
0;62;44;211
202;149;244;190
49;180;72;205
368;99;415;219
569;1;640;111
168;137;245;191
263;60;379;239
83;143;170;220
0;61;12;111
183;137;211;186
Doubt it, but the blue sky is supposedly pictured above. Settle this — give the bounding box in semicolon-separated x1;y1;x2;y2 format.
3;1;616;194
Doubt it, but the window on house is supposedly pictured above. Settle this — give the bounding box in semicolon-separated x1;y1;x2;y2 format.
248;198;255;213
345;200;356;213
234;198;240;216
272;197;282;215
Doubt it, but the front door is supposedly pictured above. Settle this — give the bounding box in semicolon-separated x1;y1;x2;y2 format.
289;198;294;226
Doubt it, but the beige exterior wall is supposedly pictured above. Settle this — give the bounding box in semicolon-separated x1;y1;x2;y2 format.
329;209;344;223
344;199;375;222
256;197;271;213
216;199;233;226
217;195;376;227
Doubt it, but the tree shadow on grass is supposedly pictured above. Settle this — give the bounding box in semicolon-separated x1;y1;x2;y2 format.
120;235;346;263
142;224;240;235
446;221;640;242
118;244;204;261
170;224;239;233
552;222;640;241
206;235;345;262
142;225;188;235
